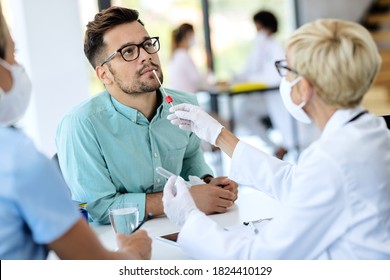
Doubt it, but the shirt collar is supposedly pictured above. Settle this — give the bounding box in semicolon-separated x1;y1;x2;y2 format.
321;105;365;140
109;89;167;124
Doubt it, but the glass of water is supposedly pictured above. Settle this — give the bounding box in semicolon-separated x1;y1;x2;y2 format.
109;203;139;235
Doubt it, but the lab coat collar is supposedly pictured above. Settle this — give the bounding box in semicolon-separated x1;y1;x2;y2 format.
321;106;366;140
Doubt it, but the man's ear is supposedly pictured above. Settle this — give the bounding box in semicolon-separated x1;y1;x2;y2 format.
95;65;113;86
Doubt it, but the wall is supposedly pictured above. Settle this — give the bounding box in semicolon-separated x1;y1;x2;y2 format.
297;0;374;25
7;0;90;156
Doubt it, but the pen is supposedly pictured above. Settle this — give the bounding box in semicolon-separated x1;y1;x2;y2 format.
243;221;259;235
133;212;152;233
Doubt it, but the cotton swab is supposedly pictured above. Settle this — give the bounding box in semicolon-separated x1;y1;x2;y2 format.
152;70;173;107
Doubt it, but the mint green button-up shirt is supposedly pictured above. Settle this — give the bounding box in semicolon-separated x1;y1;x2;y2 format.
56;88;212;224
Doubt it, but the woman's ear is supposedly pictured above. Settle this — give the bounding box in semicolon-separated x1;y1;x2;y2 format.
297;77;313;104
95;65;113;86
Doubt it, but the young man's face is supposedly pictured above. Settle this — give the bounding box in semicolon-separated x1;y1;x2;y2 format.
99;21;163;95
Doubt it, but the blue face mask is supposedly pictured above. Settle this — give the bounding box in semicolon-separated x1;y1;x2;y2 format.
279;77;311;124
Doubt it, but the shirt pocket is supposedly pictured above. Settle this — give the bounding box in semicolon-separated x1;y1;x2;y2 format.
161;146;186;176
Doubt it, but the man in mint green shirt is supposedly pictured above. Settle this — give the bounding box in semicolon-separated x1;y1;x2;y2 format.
56;7;237;224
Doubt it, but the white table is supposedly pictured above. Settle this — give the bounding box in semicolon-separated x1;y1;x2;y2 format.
92;186;282;260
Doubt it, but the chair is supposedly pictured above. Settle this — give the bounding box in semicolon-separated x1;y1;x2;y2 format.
382;115;390;129
52;153;61;172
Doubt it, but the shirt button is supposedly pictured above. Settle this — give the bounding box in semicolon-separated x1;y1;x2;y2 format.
156;178;161;184
154;153;158;158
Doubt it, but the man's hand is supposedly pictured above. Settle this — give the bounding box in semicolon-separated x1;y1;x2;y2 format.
116;230;152;260
189;183;235;214
207;176;238;201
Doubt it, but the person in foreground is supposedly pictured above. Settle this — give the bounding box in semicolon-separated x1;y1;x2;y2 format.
55;6;237;224
0;4;151;260
163;19;390;259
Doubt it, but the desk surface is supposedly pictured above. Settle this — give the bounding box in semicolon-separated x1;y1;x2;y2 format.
92;186;281;260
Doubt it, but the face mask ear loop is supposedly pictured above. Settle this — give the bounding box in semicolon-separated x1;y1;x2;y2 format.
0;58;12;71
298;101;306;108
290;76;302;87
290;76;304;106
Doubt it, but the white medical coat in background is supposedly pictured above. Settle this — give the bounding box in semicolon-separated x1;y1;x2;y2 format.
168;48;206;94
178;107;390;259
232;31;297;150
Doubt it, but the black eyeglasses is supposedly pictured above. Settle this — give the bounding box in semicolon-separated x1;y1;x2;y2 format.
100;37;160;66
275;59;299;77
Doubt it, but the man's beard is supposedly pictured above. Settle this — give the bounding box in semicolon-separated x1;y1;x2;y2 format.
109;64;164;96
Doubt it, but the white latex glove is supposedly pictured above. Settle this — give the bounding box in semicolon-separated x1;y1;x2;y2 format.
167;103;224;145
163;175;199;227
188;175;205;186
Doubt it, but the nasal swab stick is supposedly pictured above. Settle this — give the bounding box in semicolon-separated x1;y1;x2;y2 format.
152;70;173;107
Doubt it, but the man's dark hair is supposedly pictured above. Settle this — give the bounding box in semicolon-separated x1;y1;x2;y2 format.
253;10;278;34
84;6;144;68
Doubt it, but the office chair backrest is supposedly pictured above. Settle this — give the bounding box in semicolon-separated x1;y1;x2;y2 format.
52;153;61;171
382;115;390;129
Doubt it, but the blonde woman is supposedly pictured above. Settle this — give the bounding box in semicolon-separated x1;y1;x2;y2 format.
163;19;390;259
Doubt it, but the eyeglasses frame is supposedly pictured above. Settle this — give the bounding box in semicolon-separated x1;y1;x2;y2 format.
275;59;299;77
100;36;160;66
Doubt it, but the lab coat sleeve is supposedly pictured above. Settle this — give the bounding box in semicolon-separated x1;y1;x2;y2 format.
178;211;258;259
178;146;348;259
229;141;295;202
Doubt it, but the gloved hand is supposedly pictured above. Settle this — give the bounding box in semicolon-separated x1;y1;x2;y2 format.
167;103;224;145
188;175;205;186
163;175;199;227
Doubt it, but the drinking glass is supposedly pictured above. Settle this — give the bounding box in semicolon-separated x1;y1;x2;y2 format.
108;203;139;235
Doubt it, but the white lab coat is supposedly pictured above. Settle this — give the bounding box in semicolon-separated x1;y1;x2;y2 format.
167;48;206;94
178;107;390;259
232;31;298;150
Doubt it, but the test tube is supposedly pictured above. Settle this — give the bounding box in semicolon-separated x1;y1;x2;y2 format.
156;167;192;188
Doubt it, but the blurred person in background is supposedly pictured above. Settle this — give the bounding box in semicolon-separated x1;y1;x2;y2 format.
168;23;210;94
0;3;151;260
231;10;296;159
164;19;390;259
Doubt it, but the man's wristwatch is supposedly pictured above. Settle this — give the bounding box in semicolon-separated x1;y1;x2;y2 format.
201;174;213;184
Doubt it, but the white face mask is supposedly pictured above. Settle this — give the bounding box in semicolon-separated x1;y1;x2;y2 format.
279;77;311;124
0;59;32;126
188;36;196;47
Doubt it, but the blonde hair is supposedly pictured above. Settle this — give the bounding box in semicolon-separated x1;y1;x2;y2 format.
287;19;381;108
